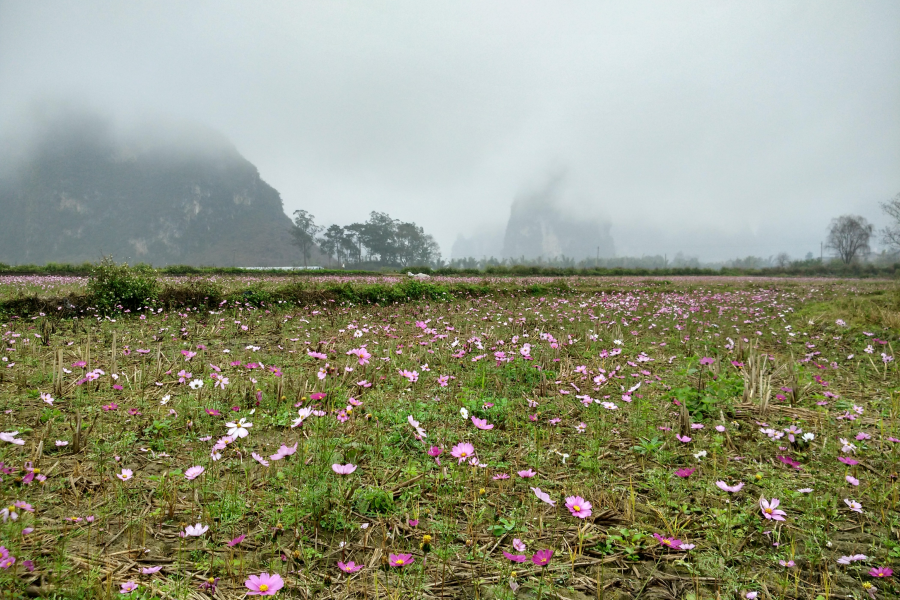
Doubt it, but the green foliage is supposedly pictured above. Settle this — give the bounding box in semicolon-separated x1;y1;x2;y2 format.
87;257;158;313
157;277;224;308
597;528;648;560
354;486;394;515
671;369;743;420
632;436;665;456
489;517;518;537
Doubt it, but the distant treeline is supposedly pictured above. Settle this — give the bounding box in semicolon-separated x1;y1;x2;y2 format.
1;260;899;278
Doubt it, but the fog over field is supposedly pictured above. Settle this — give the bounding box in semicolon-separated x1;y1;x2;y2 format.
1;1;899;264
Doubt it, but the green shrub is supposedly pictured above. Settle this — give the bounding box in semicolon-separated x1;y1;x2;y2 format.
158;277;224;308
87;257;159;313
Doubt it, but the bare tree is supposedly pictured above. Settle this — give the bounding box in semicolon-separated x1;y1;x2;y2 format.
825;215;873;264
775;252;791;268
291;210;322;267
880;192;900;255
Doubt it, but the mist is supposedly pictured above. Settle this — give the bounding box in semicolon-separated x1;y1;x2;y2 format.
1;1;899;263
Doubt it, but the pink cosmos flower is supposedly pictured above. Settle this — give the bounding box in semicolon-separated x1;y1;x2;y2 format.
565;496;592;519
227;534;246;547
675;435;691;443
846;475;859;486
513;538;526;552
531;487;555;506
245;572;284;595
777;456;801;470
398;369;419;383
845;498;863;513
185;466;204;480
760;497;787;521
408;416;427;438
270;443;298;461
837;554;868;565
518;469;536;478
451;442;474;463
653;533;683;549
252;453;270;467
492;473;509;480
116;468;133;482
389;553;414;567
437;375;450;387
338;561;364;573
120;581;138;594
531;549;553;566
869;566;892;578
199;577;220;594
675;467;695;478
715;481;743;493
141;566;162;575
503;552;527;562
346;348;371;365
471;417;494;430
332;463;357;475
427;446;443;465
0;431;25;445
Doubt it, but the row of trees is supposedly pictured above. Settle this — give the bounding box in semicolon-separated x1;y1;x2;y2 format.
287;192;900;269
291;210;441;268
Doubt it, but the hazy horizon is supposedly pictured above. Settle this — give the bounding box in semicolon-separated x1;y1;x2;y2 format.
2;1;899;263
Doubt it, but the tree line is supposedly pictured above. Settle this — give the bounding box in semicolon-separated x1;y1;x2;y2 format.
291;210;441;268
287;191;900;269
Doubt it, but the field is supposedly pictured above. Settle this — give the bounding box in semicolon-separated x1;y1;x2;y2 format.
0;275;898;599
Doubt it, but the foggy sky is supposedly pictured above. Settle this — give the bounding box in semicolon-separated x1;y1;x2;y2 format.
1;1;898;261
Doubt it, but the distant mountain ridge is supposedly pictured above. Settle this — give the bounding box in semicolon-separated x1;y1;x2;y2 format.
0;109;303;266
451;173;615;262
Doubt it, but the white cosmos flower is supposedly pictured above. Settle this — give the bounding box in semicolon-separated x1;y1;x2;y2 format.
460;407;469;420
291;407;313;428
226;418;252;438
189;379;203;390
183;523;208;537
